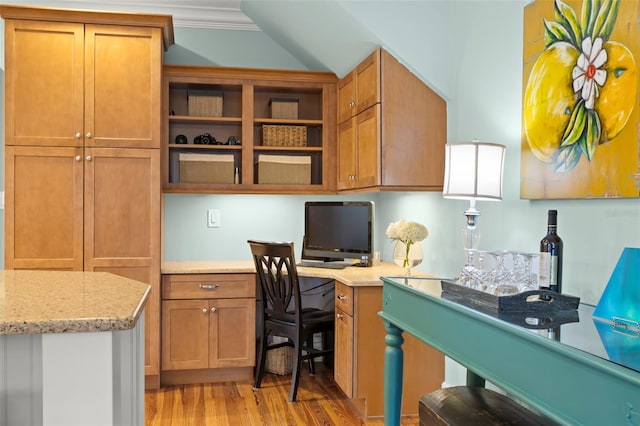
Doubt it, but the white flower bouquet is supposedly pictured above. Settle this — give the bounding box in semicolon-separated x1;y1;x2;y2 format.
386;220;428;268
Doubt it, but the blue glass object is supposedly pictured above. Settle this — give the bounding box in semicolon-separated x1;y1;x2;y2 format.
593;247;640;371
593;247;640;323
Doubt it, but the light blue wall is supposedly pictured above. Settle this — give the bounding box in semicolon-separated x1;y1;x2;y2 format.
0;0;637;324
164;1;640;309
165;27;309;69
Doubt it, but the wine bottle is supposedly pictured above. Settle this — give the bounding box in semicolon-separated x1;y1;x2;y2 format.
538;209;563;293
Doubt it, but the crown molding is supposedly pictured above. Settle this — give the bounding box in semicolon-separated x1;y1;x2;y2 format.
0;0;260;30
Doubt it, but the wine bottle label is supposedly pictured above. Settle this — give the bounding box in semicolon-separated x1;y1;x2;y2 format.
538;252;551;288
539;252;559;289
549;255;559;287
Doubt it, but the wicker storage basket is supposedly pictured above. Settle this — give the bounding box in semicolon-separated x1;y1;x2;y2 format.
179;153;234;184
270;97;299;119
257;155;311;185
188;90;223;117
262;125;307;147
265;346;294;375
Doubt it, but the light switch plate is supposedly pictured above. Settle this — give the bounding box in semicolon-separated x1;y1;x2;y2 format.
207;209;220;228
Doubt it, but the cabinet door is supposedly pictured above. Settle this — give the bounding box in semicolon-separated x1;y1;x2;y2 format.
85;25;162;149
355;50;380;114
337;119;357;190
162;299;210;370
84;147;159;275
5;146;83;270
209;298;256;368
354;105;381;188
334;307;354;398
338;71;356;124
4;20;84;147
84;147;160;377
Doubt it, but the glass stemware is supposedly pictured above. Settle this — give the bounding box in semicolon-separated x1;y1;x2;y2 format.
457;249;478;287
516;252;539;292
471;250;491;291
486;250;510;294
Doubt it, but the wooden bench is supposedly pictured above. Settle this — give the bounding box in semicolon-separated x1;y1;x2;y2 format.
419;386;557;425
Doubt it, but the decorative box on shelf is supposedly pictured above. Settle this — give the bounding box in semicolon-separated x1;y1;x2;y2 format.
179;153;234;184
257;154;311;185
262;124;307;147
188;90;223;117
269;97;299;119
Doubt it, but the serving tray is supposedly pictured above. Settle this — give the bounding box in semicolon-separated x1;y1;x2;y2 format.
440;280;581;329
441;279;580;312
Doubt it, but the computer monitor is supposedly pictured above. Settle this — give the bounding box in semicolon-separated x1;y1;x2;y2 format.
302;201;374;264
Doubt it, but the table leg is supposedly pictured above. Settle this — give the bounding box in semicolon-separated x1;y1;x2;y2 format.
383;320;404;426
466;369;486;387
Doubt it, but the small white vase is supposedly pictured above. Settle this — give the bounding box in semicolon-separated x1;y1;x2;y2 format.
393;240;423;275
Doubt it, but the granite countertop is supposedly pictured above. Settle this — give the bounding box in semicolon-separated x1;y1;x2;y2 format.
0;270;150;335
161;260;433;287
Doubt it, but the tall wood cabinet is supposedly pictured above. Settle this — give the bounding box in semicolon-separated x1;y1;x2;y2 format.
337;48;447;191
1;6;174;388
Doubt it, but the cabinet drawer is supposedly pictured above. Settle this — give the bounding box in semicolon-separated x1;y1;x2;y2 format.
162;274;256;299
335;281;354;316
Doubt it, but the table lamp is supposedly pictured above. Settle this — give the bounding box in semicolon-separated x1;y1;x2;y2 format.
442;141;506;250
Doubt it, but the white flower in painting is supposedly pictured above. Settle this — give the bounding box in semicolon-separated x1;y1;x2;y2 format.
572;37;608;109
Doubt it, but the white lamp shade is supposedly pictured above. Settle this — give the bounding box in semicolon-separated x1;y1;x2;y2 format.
442;142;506;201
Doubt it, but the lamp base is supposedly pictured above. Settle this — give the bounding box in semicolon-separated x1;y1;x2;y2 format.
461;226;481;251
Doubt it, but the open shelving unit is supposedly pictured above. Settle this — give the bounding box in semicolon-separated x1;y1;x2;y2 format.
162;65;338;194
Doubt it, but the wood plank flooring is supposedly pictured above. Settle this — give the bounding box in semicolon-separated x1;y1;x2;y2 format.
145;365;420;425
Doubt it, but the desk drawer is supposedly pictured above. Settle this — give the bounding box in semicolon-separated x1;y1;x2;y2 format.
162;273;256;299
335;281;354;316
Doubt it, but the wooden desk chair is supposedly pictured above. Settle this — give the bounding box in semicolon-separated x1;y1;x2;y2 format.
248;240;334;402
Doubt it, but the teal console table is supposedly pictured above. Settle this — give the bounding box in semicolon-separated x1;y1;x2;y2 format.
379;276;640;426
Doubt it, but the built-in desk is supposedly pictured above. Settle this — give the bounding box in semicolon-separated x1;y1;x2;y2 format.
161;260;444;418
0;270;150;426
380;276;640;426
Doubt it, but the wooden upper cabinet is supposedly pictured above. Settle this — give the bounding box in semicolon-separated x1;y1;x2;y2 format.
4;20;84;147
355;51;381;115
337;48;446;192
337;105;381;190
338;50;381;124
3;6;171;149
338;71;356;124
86;25;162;149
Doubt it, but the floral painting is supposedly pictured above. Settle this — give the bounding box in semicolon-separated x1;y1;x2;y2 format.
521;0;640;199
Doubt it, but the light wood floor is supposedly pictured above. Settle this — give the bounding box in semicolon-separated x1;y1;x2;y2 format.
145;365;420;425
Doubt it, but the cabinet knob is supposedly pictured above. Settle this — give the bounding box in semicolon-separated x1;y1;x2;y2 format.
210;307;217;313
336;313;344;319
86;155;93;161
75;132;82;139
85;132;92;139
202;308;208;314
337;294;348;301
75;155;82;161
199;284;219;290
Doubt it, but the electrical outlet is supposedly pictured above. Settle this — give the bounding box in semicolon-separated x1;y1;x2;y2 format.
207;209;221;228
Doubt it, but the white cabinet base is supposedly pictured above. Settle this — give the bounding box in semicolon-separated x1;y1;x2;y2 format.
0;317;144;426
